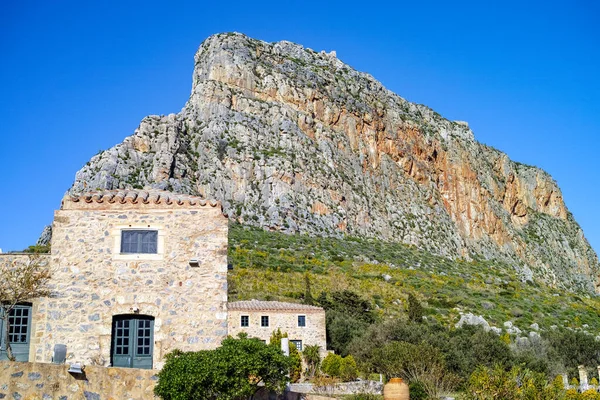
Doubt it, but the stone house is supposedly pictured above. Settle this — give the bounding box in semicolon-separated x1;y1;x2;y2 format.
0;189;328;371
228;300;326;356
1;189;229;369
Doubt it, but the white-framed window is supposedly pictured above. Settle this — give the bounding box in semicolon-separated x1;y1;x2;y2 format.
261;316;269;327
298;315;306;327
290;340;302;351
241;315;249;327
112;225;165;260
121;230;158;254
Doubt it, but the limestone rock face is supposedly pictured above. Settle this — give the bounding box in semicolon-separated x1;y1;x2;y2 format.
69;32;599;292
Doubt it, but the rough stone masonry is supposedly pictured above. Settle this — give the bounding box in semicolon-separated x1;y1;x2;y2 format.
32;189;228;369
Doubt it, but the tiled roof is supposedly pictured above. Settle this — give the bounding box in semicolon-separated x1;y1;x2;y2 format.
63;189;220;209
228;300;324;312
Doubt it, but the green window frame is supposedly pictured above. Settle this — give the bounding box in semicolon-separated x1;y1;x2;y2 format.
298;315;306;327
290;340;302;351
111;315;154;369
0;304;32;362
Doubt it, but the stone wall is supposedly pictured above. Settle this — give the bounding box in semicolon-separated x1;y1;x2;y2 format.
228;308;326;355
32;193;228;369
0;361;157;399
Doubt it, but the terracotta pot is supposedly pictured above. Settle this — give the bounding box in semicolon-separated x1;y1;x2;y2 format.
383;377;410;400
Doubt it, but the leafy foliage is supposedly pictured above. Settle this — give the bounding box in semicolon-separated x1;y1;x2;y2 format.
408;381;428;400
154;335;290;400
227;224;600;395
23;244;51;253
302;344;321;378
321;353;342;377
228;224;600;335
370;341;459;397
342;394;383;400
464;365;565;400
545;328;600;377
407;292;424;323
325;309;370;356
349;320;512;381
321;353;359;382
269;328;302;382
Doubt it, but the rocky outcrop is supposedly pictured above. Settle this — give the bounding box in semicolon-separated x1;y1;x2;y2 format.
36;225;52;246
69;32;599;292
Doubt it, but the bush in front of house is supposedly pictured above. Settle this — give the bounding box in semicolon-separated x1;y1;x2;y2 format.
154;334;290;400
321;353;359;381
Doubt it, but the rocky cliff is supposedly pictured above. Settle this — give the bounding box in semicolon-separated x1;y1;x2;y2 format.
69;32;599;292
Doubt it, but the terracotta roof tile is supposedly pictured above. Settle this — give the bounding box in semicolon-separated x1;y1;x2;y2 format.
62;189;221;209
228;300;324;312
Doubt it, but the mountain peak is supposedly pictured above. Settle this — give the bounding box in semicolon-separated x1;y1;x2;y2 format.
69;32;599;293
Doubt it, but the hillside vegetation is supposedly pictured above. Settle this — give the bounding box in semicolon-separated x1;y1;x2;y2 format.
228;224;600;335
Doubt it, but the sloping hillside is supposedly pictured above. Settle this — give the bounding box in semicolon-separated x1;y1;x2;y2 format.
228;224;600;335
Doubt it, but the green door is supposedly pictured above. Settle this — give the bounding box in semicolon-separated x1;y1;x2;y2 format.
111;315;153;369
0;304;32;362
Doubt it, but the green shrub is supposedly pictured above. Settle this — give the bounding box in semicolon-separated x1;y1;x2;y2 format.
339;355;359;381
464;365;565;400
269;328;302;382
325;309;370;356
154;335;290;400
303;344;322;378
408;381;427;400
322;353;359;382
322;353;342;377
342;394;383;400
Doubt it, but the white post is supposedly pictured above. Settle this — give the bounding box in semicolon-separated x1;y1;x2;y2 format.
579;365;589;391
281;338;289;357
562;374;569;389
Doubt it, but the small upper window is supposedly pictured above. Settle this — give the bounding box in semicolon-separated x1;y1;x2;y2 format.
290;340;302;351
298;315;306;327
241;315;249;327
121;230;158;254
261;316;269;327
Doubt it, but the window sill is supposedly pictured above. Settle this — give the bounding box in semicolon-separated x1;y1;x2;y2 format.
113;253;164;261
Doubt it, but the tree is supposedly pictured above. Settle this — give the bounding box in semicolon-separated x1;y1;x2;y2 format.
371;341;460;398
303;272;314;305
407;293;424;323
154;335;291;400
326;310;369;356
269;328;302;382
319;290;375;324
0;254;51;361
303;344;321;379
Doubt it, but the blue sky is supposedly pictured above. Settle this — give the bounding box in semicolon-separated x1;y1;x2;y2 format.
1;0;598;257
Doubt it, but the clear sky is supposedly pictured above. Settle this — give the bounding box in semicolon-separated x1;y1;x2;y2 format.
1;1;598;256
